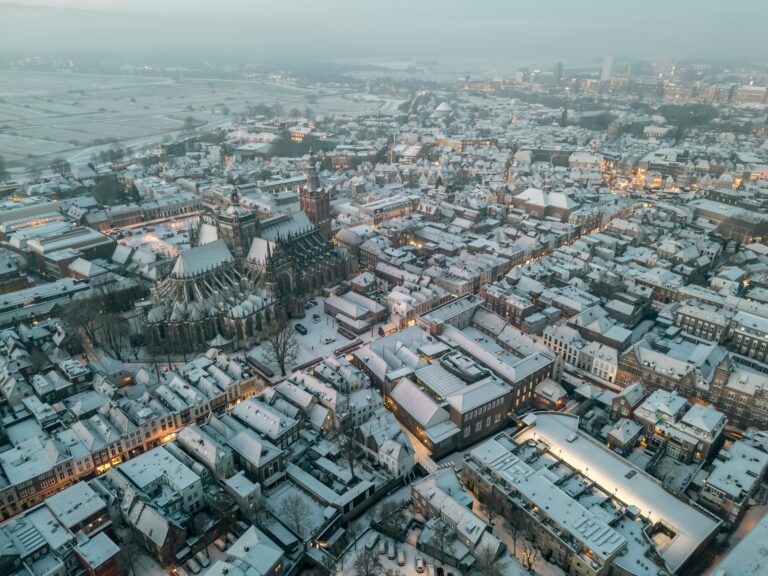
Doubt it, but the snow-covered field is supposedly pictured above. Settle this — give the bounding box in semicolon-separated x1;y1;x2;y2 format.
0;70;390;168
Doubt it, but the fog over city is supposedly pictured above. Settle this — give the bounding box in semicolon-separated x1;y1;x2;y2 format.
1;3;768;576
2;0;767;65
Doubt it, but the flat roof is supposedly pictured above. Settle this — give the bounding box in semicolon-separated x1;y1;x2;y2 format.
515;413;720;572
75;532;120;568
45;482;106;529
118;446;199;492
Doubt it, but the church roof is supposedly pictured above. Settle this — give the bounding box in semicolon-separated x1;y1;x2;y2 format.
247;237;275;262
171;239;233;278
197;223;219;245
259;211;313;242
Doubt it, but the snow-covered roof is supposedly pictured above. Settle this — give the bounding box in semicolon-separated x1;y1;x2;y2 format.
445;377;509;414
171;239;233;278
515;413;719;571
390;377;448;429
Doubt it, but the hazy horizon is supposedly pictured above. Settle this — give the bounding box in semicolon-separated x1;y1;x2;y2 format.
1;0;766;69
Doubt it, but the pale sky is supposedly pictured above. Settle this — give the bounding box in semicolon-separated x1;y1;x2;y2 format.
1;1;766;66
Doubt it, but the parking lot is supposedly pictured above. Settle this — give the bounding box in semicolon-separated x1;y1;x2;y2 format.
336;528;459;576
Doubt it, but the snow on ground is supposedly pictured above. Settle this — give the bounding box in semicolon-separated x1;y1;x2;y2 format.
626;446;653;470
247;296;385;381
336;528;449;576
130;553;168;576
652;455;701;493
0;70;387;168
477;513;564;576
193;541;231;576
129;541;231;576
269;481;328;539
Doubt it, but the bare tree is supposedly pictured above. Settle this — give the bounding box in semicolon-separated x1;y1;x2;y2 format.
183;116;199;131
192;511;208;537
480;490;503;526
50;157;71;176
475;544;507;576
264;324;299;376
428;521;456;565
211;490;237;535
506;509;524;558
96;313;129;361
352;547;381;576
346;521;361;551
62;297;101;344
333;416;358;476
376;500;408;540
129;334;144;361
279;493;310;538
520;537;539;572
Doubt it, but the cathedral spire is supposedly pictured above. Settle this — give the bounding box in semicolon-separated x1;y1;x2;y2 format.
305;148;320;192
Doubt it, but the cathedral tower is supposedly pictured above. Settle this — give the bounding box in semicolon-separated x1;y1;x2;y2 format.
300;151;332;238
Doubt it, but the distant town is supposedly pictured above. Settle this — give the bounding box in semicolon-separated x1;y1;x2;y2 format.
0;54;766;576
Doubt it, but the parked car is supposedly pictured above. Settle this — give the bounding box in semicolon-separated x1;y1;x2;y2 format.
226;532;237;545
214;538;227;551
295;323;308;335
397;547;405;566
387;541;396;559
186;559;201;574
195;551;210;568
436;567;444;576
416;557;425;573
365;532;380;551
378;538;386;555
321;336;336;344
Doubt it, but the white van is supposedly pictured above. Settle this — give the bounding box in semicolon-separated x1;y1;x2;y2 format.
365;532;380;551
195;551;210;568
397;547;405;566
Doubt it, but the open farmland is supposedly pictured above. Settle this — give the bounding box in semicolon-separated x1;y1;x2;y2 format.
0;70;385;169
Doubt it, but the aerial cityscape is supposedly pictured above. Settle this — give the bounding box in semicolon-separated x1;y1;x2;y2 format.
1;2;768;576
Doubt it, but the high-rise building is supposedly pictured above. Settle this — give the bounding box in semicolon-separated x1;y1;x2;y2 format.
553;61;564;85
601;55;615;82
